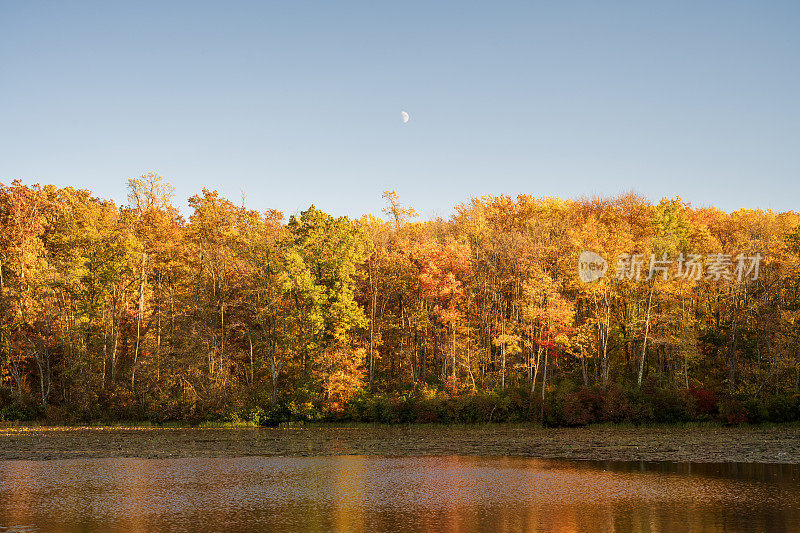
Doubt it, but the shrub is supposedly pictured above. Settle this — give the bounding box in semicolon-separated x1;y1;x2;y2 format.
600;386;631;423
560;392;592;426
764;395;799;423
248;404;289;426
285;400;320;422
688;388;718;417
454;393;495;423
503;386;533;422
343;389;370;421
622;386;654;424
0;398;43;422
333;387;800;427
414;397;441;423
364;394;391;423
648;387;694;423
561;388;604;426
387;395;416;424
718;397;748;425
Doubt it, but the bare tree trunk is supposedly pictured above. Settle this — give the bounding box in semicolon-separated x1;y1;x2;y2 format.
637;284;654;388
132;252;147;390
500;320;506;390
258;317;283;406
102;310;107;388
35;347;46;404
727;290;740;394
465;330;476;390
501;344;506;390
531;344;542;397
369;268;376;389
681;283;689;389
26;333;50;405
580;347;588;387
156;274;162;383
110;289;119;387
247;330;254;385
540;348;548;419
594;293;612;390
219;302;225;386
451;323;457;387
10;349;22;398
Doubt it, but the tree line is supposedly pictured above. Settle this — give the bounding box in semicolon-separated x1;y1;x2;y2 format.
1;174;799;424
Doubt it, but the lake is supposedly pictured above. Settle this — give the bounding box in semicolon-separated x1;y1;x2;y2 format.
0;456;797;532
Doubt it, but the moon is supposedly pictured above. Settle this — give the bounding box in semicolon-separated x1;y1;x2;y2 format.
401;111;409;123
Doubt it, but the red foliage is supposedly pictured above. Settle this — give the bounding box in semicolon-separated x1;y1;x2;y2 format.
688;388;718;415
534;326;577;357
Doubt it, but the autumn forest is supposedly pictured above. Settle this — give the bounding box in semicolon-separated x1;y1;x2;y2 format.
2;174;800;425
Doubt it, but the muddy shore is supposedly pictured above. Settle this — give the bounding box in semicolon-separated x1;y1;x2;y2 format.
1;424;798;463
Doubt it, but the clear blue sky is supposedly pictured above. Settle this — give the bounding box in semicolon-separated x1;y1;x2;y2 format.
2;1;798;219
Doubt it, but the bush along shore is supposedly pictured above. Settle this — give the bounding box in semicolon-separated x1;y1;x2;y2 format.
3;383;800;428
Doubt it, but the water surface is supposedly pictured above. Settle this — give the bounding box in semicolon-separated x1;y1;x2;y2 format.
1;456;797;532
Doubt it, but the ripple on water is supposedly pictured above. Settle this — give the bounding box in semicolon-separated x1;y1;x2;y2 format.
1;457;798;532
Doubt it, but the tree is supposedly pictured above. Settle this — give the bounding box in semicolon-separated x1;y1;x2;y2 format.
286;205;373;408
0;181;58;403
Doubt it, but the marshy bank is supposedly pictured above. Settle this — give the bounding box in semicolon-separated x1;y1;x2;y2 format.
2;424;799;463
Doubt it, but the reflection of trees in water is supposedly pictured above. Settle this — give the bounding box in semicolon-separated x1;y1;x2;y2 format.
1;456;799;532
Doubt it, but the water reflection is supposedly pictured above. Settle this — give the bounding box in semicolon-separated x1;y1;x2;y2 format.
1;456;798;532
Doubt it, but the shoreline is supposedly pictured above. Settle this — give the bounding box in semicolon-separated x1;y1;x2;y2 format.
1;424;799;463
